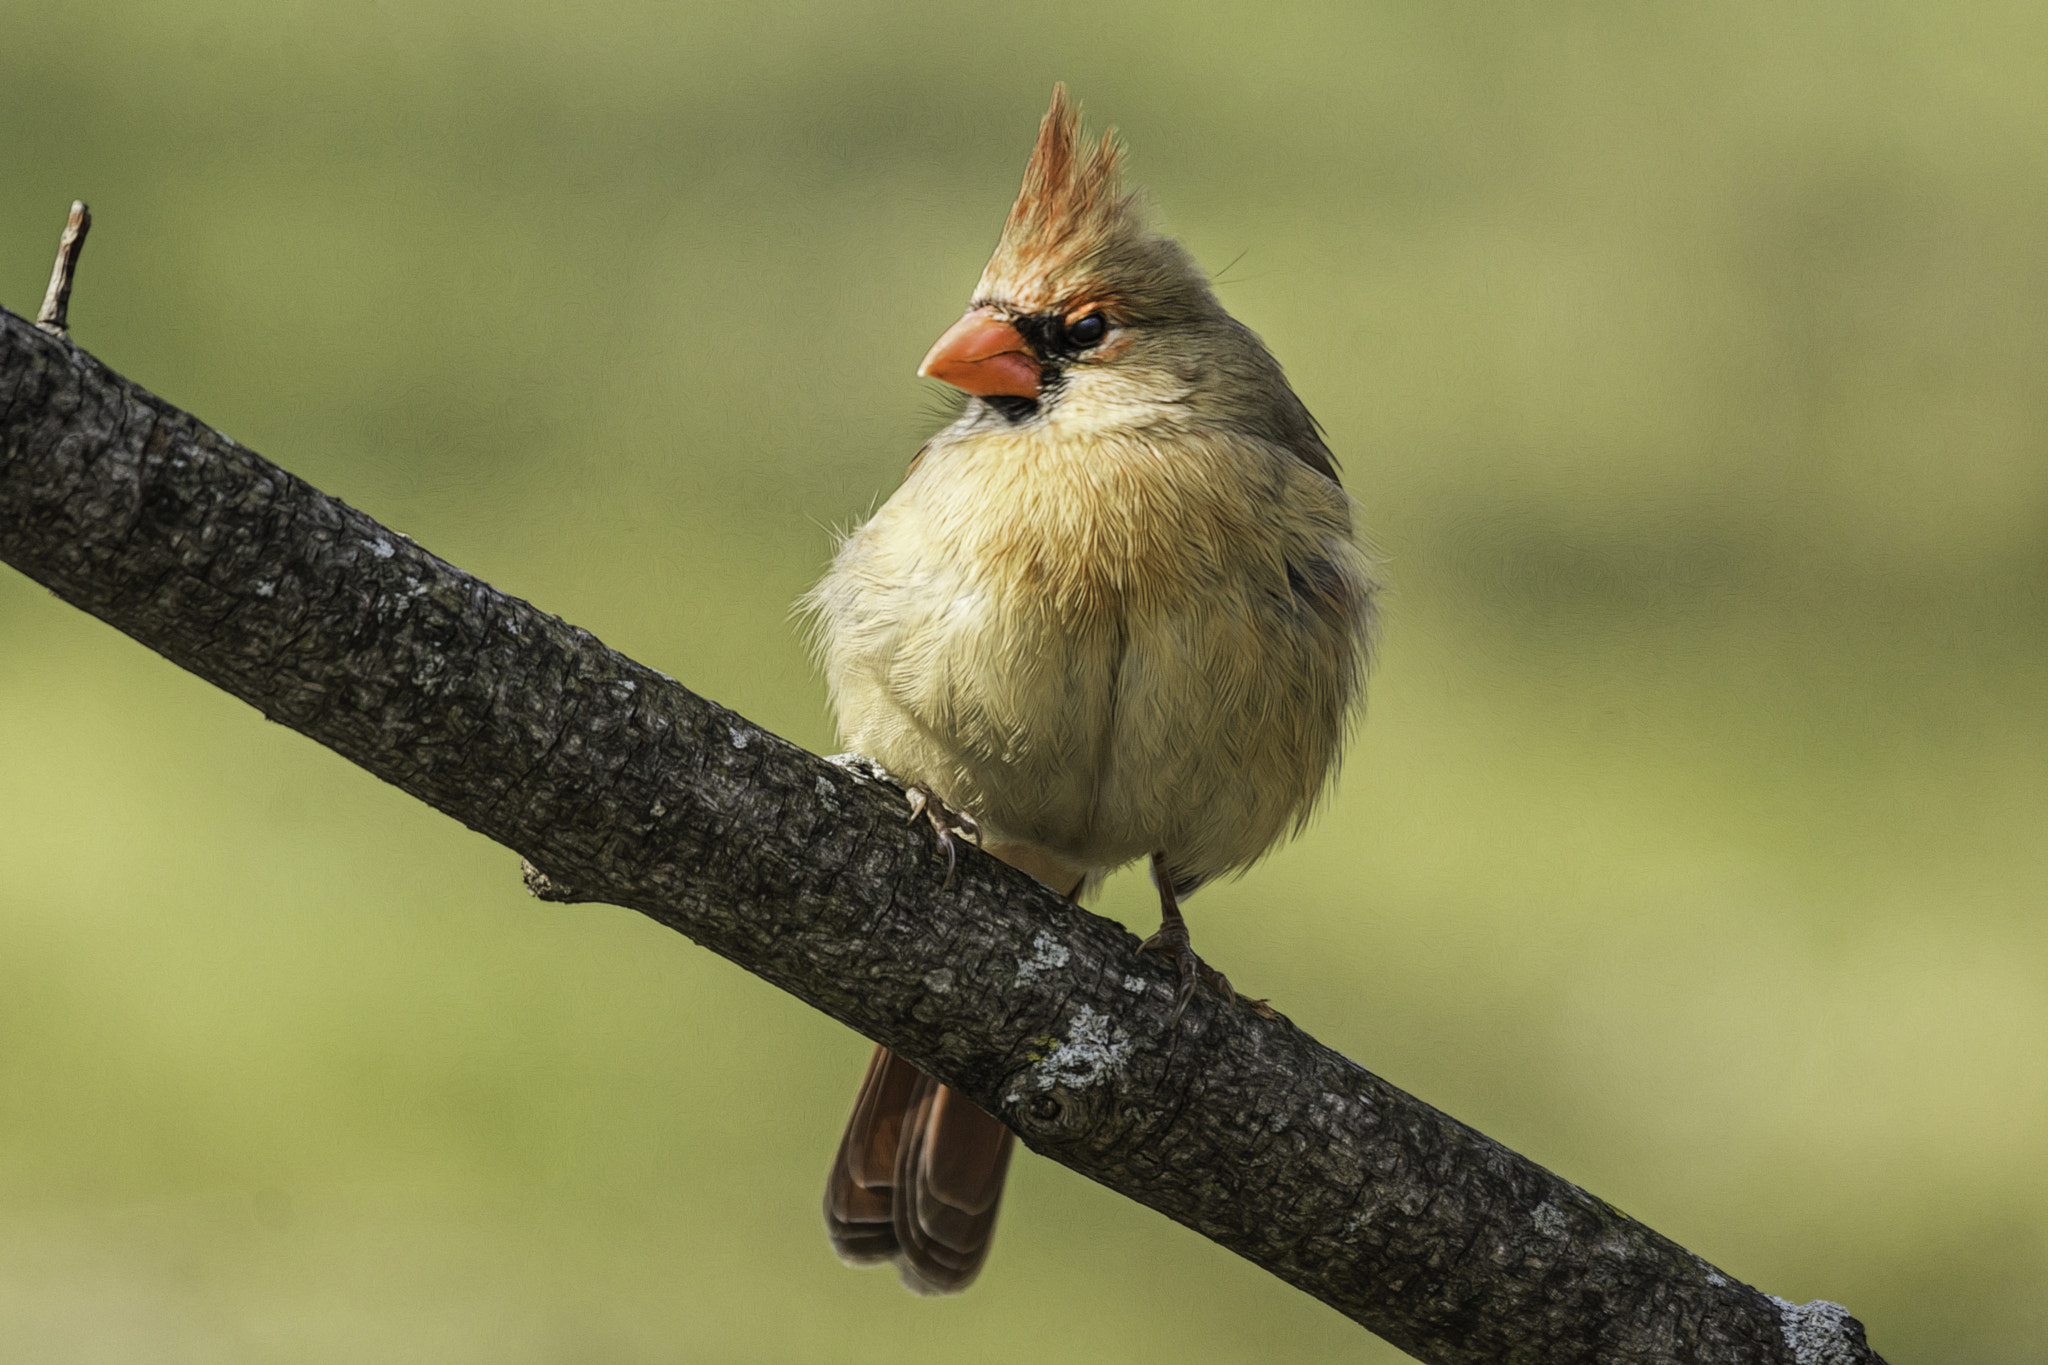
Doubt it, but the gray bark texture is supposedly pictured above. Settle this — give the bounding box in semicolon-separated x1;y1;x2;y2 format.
0;303;1887;1365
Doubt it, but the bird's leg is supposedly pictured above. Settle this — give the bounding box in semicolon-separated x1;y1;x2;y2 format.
1140;854;1234;1026
904;785;981;888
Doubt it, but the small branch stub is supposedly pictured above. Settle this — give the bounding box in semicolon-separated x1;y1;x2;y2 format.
36;201;92;338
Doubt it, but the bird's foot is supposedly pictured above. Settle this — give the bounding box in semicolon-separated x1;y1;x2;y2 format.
904;786;981;887
1139;920;1234;1027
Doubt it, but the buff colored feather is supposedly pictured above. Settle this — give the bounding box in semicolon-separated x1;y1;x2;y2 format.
812;85;1374;893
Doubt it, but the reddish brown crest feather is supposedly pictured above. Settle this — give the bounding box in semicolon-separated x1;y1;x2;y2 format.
1005;85;1124;241
979;85;1142;305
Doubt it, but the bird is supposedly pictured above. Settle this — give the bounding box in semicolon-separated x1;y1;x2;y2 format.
806;85;1377;1295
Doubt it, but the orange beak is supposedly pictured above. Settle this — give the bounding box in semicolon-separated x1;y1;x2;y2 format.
917;307;1041;398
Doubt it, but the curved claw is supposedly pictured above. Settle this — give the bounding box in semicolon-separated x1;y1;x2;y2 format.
1140;923;1234;1028
904;786;981;888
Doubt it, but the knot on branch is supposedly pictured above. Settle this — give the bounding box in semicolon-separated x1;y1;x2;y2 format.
1000;1002;1141;1147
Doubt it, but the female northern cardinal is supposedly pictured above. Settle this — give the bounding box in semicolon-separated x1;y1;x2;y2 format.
809;86;1377;1294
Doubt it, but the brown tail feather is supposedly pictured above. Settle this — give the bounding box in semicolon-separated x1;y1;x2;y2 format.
823;1045;1016;1294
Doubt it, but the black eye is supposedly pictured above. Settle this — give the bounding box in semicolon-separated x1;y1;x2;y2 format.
1065;312;1108;348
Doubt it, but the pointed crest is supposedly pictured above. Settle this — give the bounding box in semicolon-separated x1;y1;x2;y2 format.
976;86;1144;310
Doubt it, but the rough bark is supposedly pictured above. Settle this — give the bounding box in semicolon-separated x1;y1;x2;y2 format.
0;304;1886;1365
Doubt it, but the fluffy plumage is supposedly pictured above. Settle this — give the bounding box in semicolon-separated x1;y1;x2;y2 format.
810;85;1377;1294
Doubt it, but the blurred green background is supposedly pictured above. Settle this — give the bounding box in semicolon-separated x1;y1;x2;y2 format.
3;2;2045;1360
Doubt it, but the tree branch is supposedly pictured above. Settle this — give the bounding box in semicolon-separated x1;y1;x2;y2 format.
0;302;1886;1365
